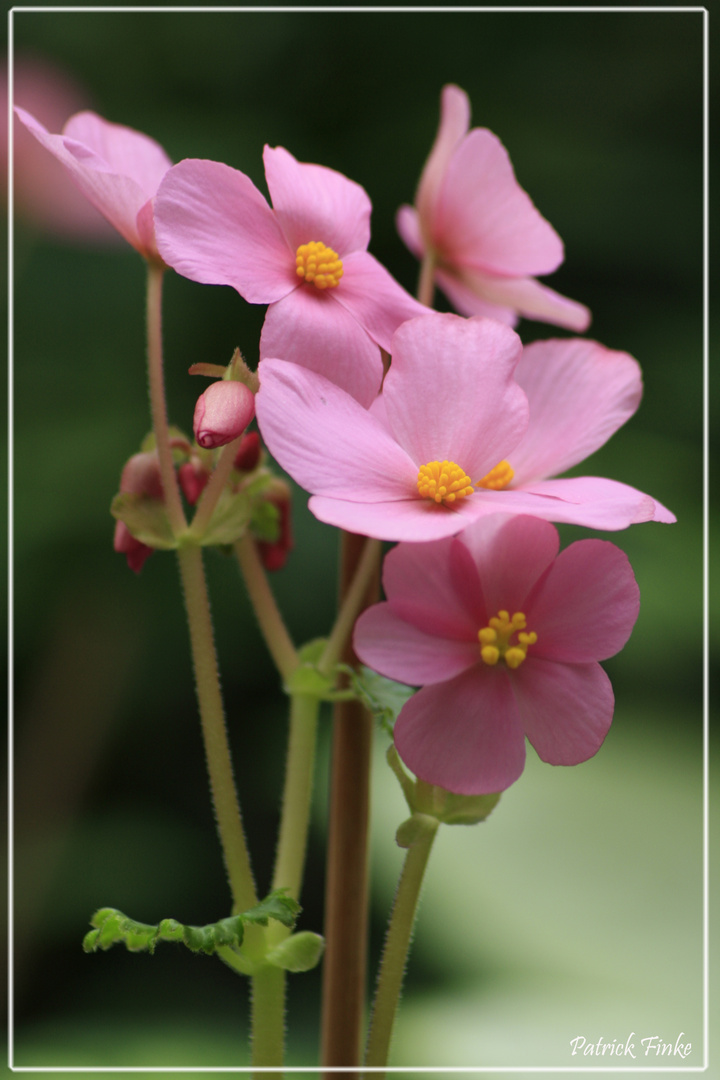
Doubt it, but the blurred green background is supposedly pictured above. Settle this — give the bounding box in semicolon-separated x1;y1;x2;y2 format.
9;7;710;1076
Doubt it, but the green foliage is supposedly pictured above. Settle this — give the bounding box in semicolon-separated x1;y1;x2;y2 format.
266;931;325;973
110;492;177;550
83;889;301;957
350;666;415;734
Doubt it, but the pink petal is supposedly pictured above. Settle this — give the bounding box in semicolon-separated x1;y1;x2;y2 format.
394;666;527;795
382;313;527;481
514;477;675;528
435;128;564;276
449;267;591;332
63;111;171;200
415;84;471;235
255;358;416;502
333;251;428;352
512;659;615;766
259;288;383;407
354;603;478;686
154;159;293;303
308;491;492;543
382;536;484;638
457;514;559;618
15;106;161;254
434;266;520;325
263;145;371;255
510;339;643;485
527;539;640;662
395;204;424;260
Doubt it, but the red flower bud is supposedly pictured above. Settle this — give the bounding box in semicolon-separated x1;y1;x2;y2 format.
178;459;211;506
114;451;163;573
193;380;255;450
113;523;154;574
234;430;262;473
256;483;293;572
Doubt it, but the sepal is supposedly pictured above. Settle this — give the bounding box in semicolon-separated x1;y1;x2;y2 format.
387;745;501;828
111;491;177;550
266;931;325;973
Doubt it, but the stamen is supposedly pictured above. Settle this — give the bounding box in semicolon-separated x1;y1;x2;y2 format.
477;460;514;491
478;610;537;669
295;241;343;289
417;460;474;505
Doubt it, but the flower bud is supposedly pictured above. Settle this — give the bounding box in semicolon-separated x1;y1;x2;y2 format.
193;380;255;450
113;523;154;574
234;430;262;473
256;480;293;572
178;459;211;506
113;451;163;573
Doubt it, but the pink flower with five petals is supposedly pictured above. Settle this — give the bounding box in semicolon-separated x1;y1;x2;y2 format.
397;84;591;331
255;313;674;543
14;107;173;261
354;514;640;794
153;146;426;407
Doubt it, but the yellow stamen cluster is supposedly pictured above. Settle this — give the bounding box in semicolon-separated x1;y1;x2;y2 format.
295;241;343;289
417;460;474;505
478;610;537;670
476;460;514;491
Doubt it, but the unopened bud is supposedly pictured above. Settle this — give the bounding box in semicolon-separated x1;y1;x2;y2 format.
178;459;211;505
256;481;293;572
234;430;262;473
193;381;255;450
113;523;154;574
113;451;164;573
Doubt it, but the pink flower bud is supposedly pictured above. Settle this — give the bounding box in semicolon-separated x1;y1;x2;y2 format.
193;381;255;450
234;430;262;473
114;451;163;573
113;523;154;574
256;482;293;572
178;459;210;505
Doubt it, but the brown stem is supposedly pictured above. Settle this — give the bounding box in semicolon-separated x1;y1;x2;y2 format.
320;530;381;1074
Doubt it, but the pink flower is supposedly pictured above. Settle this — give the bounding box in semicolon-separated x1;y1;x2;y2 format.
354;514;640;794
153;146;426;407
14;106;173;260
397;84;591;331
193;380;255;450
255;313;674;543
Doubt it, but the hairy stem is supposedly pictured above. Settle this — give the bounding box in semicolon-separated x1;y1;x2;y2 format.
234;534;299;684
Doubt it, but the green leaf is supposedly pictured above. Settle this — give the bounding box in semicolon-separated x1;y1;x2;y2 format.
249;498;280;542
350;666;415;733
83;890;301;959
196;487;250;546
266;931;324;973
110;492;177;550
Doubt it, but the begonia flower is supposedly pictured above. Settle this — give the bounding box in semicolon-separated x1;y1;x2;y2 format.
193;380;255;450
397;84;591;331
14;106;173;260
153;146;426;407
255;313;674;543
354;514;640;794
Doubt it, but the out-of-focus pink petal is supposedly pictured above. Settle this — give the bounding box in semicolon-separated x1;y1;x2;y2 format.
515;477;675;528
434;266;520;325
354;603;478;686
528;539;640;662
435;128;564;276
415;84;471;233
452;266;591;332
15;106;162;254
263;145;371;255
457;514;559;617
154;159;292;303
333;251;427;352
394;666;526;795
395;203;424;260
512;659;614;765
382;313;527;480
510;339;643;485
381;536;483;638
255;358;416;501
259;287;383;407
63;111;172;199
308;491;489;543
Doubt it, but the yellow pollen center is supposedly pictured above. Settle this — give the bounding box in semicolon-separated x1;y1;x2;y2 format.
417;460;474;505
476;460;514;491
295;241;343;289
478;610;537;670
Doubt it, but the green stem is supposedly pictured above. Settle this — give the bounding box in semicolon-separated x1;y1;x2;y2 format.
417;250;436;310
234;534;299;684
318;537;382;676
145;262;186;536
189;436;242;539
364;820;439;1075
176;542;256;914
250;962;285;1076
